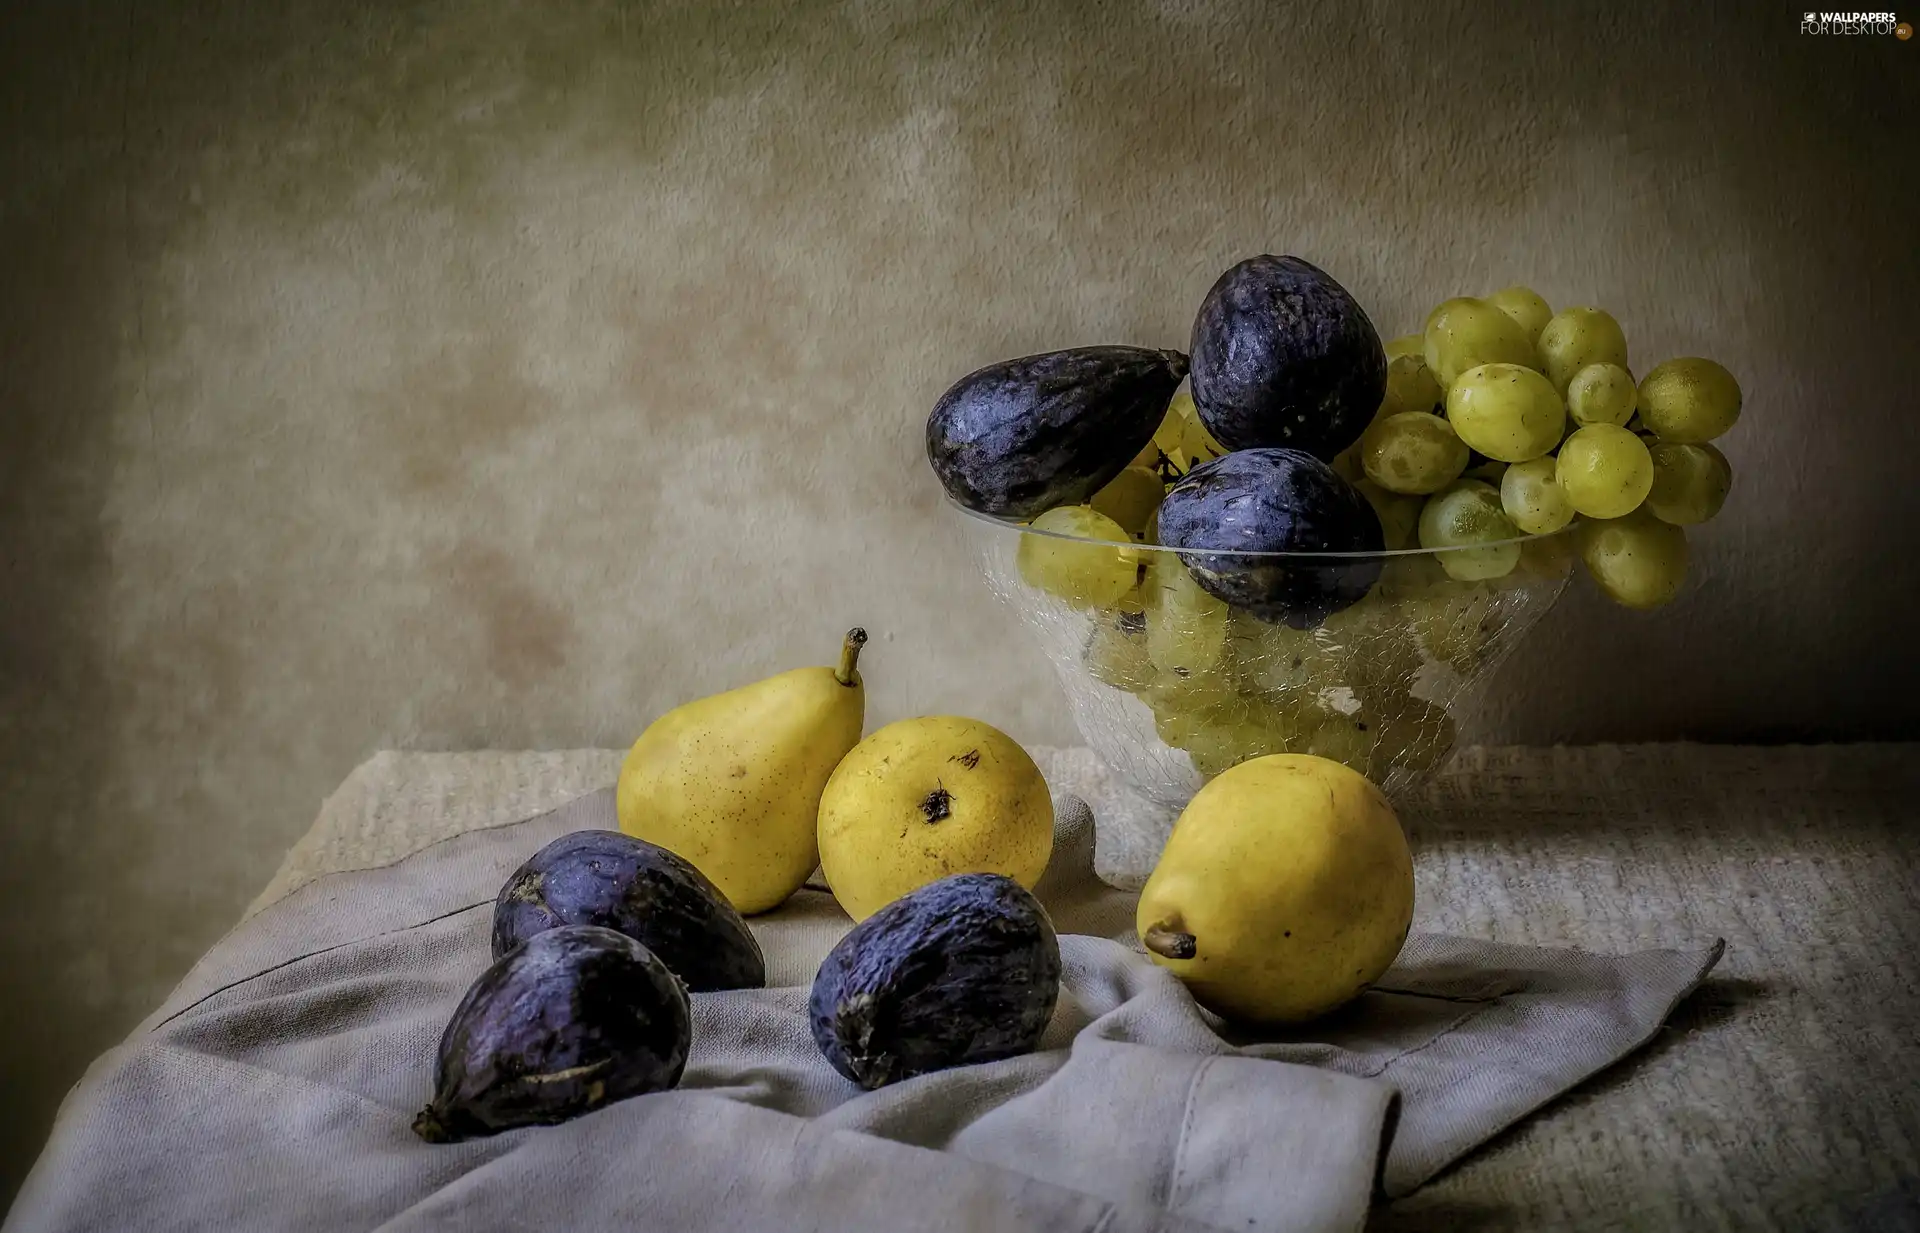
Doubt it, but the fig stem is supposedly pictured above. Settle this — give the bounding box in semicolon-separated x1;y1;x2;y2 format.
1142;925;1197;960
412;1108;452;1144
835;628;868;687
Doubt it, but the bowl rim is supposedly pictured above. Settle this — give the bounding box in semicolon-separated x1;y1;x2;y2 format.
945;496;1578;560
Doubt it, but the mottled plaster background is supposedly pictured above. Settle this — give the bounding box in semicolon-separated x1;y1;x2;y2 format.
2;0;1916;1199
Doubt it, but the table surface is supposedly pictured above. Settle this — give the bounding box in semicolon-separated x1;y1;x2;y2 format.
251;742;1920;1232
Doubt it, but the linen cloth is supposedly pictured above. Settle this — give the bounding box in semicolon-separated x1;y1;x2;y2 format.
9;769;1722;1233
229;743;1920;1228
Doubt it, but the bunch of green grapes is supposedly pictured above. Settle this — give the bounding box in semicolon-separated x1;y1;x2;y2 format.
1378;287;1743;609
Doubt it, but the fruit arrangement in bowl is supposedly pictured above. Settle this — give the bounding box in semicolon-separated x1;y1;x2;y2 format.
931;255;1744;813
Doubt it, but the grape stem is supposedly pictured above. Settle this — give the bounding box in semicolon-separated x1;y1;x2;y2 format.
1142;924;1197;960
835;628;868;687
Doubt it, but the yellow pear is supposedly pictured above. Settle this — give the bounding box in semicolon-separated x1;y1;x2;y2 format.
617;629;868;915
1136;754;1413;1024
817;716;1053;922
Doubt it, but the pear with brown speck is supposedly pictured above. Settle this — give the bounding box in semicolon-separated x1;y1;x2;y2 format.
817;715;1053;922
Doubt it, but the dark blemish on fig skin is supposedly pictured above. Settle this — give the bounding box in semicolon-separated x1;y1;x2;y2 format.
503;872;545;905
950;748;981;770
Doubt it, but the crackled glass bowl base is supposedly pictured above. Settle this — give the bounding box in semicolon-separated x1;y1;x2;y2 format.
954;501;1574;850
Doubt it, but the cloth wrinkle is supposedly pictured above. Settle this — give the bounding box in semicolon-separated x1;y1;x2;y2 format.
1166;1054;1216;1212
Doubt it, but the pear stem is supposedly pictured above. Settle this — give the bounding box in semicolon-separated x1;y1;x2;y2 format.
834;628;868;687
1142;924;1197;960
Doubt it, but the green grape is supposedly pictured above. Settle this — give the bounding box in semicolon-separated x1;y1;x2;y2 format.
1178;409;1229;472
1305;709;1377;775
1182;709;1295;778
1017;506;1143;608
1637;358;1741;443
1578;510;1688;609
1376;551;1450;602
1353;477;1423;550
1485;286;1554;346
1557;424;1654;519
1206;690;1269;728
1537;307;1628;392
1089;466;1167;538
1645;442;1732;525
1418;480;1523;581
1380;353;1444;418
1147;688;1242;755
1404;579;1502;674
1566;362;1637;428
1223;609;1316;694
1151;702;1204;750
1151;393;1194;474
1144;648;1240;710
1514;525;1577;582
1360;411;1471;495
1148;675;1250;748
1146;389;1231;477
1233;625;1350;723
1244;695;1320;752
1143;552;1229;675
1366;696;1457;780
1161;692;1289;769
1445;363;1566;463
1259;691;1328;750
1499;455;1575;535
1321;598;1422;701
1422;297;1537;387
1084;609;1153;691
1182;729;1242;778
1384;333;1426;361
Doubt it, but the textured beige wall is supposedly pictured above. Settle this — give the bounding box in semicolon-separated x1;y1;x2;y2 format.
3;0;1915;1197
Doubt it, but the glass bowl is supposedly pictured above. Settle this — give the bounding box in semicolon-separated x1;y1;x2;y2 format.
952;499;1575;870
